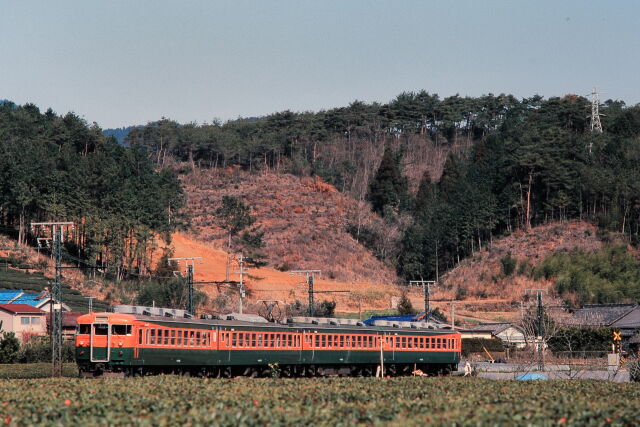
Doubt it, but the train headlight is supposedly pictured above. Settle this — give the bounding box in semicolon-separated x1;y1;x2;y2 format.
118;341;123;347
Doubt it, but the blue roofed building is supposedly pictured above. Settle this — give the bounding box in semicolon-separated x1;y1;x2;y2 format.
0;289;70;312
0;289;24;304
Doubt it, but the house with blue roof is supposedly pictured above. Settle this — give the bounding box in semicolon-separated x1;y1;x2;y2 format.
0;289;24;304
0;289;70;312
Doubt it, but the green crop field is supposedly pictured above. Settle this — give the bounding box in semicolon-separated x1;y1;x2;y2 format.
0;376;638;426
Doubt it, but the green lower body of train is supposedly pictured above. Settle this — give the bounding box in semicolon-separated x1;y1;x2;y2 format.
76;346;459;378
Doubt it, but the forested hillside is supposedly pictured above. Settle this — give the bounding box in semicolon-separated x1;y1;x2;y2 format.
2;91;640;308
0;102;184;279
127;92;640;300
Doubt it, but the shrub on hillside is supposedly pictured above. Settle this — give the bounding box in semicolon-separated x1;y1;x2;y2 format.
316;300;337;318
533;245;640;304
397;292;415;315
500;252;517;277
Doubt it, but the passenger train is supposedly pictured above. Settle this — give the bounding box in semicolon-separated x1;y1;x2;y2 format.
75;310;461;377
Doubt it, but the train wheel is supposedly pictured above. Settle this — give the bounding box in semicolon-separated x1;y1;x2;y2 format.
221;366;232;379
362;365;374;377
306;365;317;377
281;365;292;378
387;364;397;377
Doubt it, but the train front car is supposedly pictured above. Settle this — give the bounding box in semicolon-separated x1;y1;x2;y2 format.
75;312;137;377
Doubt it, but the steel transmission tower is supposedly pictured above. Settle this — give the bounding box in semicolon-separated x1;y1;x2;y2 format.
590;88;603;133
51;229;63;377
31;221;73;377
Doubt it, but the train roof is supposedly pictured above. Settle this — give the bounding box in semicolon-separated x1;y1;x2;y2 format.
77;311;459;335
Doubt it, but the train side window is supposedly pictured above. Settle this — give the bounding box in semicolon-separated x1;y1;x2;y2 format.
150;329;156;345
112;325;127;335
164;330;170;345
231;332;237;347
275;334;281;348
138;329;143;345
196;331;201;347
93;324;108;336
270;333;275;347
176;330;182;346
170;330;175;346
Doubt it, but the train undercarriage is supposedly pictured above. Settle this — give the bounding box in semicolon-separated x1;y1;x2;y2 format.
81;362;457;379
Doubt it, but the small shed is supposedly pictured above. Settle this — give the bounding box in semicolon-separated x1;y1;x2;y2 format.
470;323;527;348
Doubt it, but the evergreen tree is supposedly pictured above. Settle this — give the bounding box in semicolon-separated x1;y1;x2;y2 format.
366;146;408;215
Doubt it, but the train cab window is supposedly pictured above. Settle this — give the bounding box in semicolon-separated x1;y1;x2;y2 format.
93;324;109;336
112;325;132;336
78;324;91;334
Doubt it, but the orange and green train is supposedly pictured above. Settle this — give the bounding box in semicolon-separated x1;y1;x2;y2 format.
75;312;461;377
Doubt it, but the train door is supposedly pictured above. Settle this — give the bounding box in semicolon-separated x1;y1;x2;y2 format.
90;321;111;362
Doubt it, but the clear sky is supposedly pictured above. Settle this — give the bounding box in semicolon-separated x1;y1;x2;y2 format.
1;0;639;129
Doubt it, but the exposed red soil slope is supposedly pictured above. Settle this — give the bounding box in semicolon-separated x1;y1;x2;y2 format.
181;169;397;284
170;232;397;314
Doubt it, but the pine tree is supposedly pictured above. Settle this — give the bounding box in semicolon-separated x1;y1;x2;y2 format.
366;146;408;215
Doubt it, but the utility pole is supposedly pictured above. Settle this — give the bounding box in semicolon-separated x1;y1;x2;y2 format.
409;280;436;316
290;270;321;316
235;254;248;314
450;300;455;329
85;296;94;313
31;221;73;378
525;289;546;370
168;257;202;316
